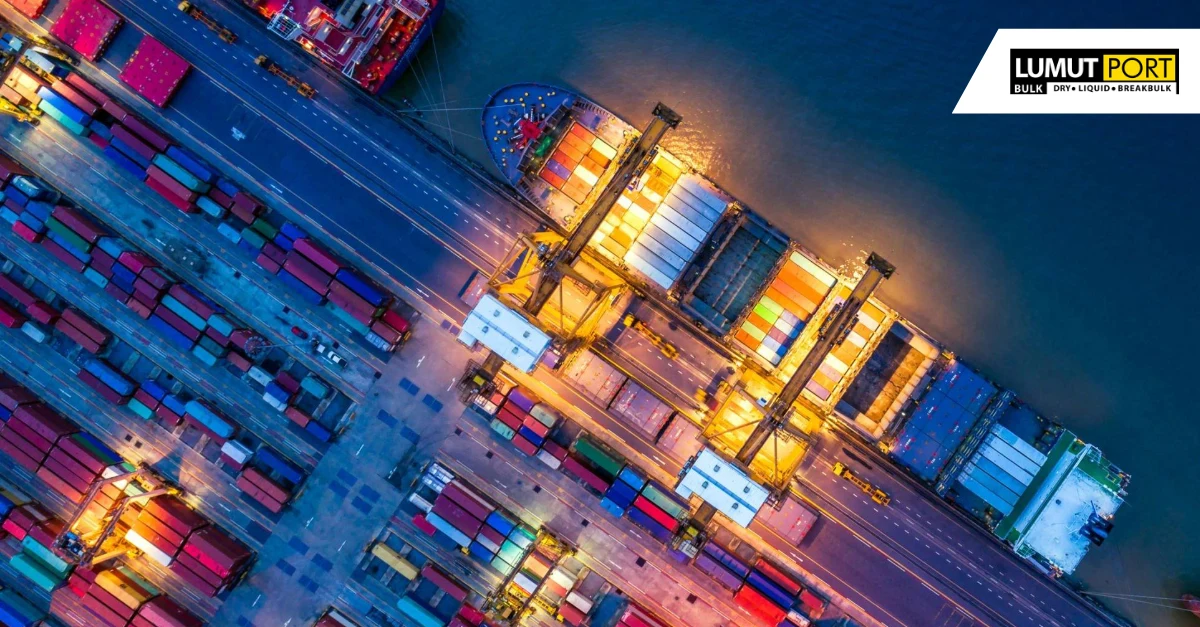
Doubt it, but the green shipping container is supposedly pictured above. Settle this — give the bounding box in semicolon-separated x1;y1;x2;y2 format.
10;553;62;591
197;196;226;219
0;589;46;623
250;217;279;240
39;100;88;136
206;314;234;337
573;436;624;479
192;344;218;367
152;154;210;193
508;526;536;549
642;483;688;520
161;295;208;330
128;398;155;420
489;420;515;440
21;537;71;576
299;375;328;398
396;596;444;627
70;433;122;467
240;228;266;250
83;267;109;288
45;217;93;252
490;554;516;575
498;539;525;565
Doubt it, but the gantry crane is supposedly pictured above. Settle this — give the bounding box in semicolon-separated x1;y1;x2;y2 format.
54;465;179;569
464;103;682;390
694;253;894;522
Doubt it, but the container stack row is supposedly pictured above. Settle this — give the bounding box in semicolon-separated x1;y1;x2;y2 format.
394;563;478;627
235;446;305;514
536;121;616;204
118;35;190;108
48;0;125;62
408;464;538;579
488;387;562;459
0;587;46;627
3;50;414;355
507;544;560;609
3;0;49;19
7;502;69;592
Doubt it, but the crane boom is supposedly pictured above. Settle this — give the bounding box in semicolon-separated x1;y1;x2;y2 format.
734;252;894;465
523;103;681;316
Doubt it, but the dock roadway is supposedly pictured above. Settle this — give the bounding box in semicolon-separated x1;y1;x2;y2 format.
0;5;1119;627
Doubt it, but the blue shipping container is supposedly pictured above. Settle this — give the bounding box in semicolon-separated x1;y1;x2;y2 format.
0;208;16;226
111;263;137;285
702;542;750;578
165;146;216;183
517;426;544;448
599;498;625;518
485;511;515;537
604;480;638;509
333;269;387;307
141;380;167;401
96;237;130;259
17;212;44;232
183;400;235;440
110;136;152;168
162;394;188;416
0;405;11;421
264;381;290;403
217;222;242;244
304;420;331;442
45;231;91;263
0;494;12;517
627;507;673;544
276;269;325;305
88;119;113;139
694;553;744;590
35;87;90;126
11;176;52;201
103;145;148;179
215;178;240;198
22;201;52;221
273;233;293;252
280;222;307;241
83;359;135;396
148;315;196;351
468;541;494;562
255;447;304;484
5;185;28;207
746;569;794;612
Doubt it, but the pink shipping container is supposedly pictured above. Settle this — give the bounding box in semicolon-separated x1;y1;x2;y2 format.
66;73;110;106
41;239;87;272
183;526;251;575
27;301;58;324
0;386;38;410
327;280;376;322
432;496;483;536
0;302;25;328
12;404;76;441
167;284;215;319
135;595;203;627
62;308;111;344
420;565;468;602
283;255;331;293
0;274;39;306
292;239;343;275
145;496;208;537
109;124;157;161
147;165;199;202
441;481;493;522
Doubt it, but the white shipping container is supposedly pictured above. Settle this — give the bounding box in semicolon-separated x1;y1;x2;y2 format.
564;351;626;405
566;591;594;613
247;366;272;386
125;529;174;566
19;322;45;343
220;440;253;464
536;449;562;470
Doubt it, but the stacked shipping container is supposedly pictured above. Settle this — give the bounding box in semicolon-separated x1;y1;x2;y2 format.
489;388;562;460
735;250;837;367
536;121;616;204
118;35;190;108
48;0;124;62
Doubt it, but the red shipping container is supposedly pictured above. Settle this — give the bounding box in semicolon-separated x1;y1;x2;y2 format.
260;241;285;264
370;319;404;344
13;403;76;442
81;591;130;627
13;221;43;244
137;511;186;548
66;73;110;107
66;573;91;597
560;602;587;626
36;466;85;503
87;132;110;150
42;450;93;490
511;434;538;457
58;436;114;475
292;239;343;275
419;565;468;603
140;267;171;289
8;418;54;453
183;526;251;575
62;308;112;344
229;329;254;349
237;478;284;513
155;403;183;427
274;371;299;394
231;191;263;215
131;520;181;556
541;440;568;460
56;319;104;353
412;513;436;536
382;309;410;334
77;369;128;404
133;277;164;300
0;302;25;328
206;187;233;209
0;432;43;472
91;247;116;275
173;550;226;589
41;238;87;272
0;153;31;183
153;306;202;341
495;405;524;431
4;197;25;215
458;606;487;625
521;416;550;438
242;466;290;502
562;457;610;494
0;274;38;305
146;175;198;213
479;524;505;547
144;497;207;537
733;583;787;626
204;326;231;347
255;253;280;274
170;558;221;597
441;481;493;522
284;406;310;428
50;81;100;117
121;115;170;151
103;281;131;303
432;496;482;537
88;584;137;620
7;0;49;19
0;386;37;410
27;301;57;324
47;446;98;485
327;281;375;323
135;595;203;627
282;255;331;293
126;298;152;319
167;284;215;319
109;124;157;161
633;496;680;532
52;205;104;243
101;98;128;121
226;351;251;372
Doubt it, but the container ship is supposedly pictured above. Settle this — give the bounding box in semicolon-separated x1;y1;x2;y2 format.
482;83;1129;578
244;0;444;95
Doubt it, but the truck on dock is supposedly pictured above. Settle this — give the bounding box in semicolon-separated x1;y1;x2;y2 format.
832;461;890;506
177;1;236;43
254;55;316;98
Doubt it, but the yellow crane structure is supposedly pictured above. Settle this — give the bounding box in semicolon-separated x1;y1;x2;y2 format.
53;465;180;569
463;103;682;391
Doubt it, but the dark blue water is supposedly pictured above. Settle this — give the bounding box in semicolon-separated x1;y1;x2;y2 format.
396;2;1200;623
